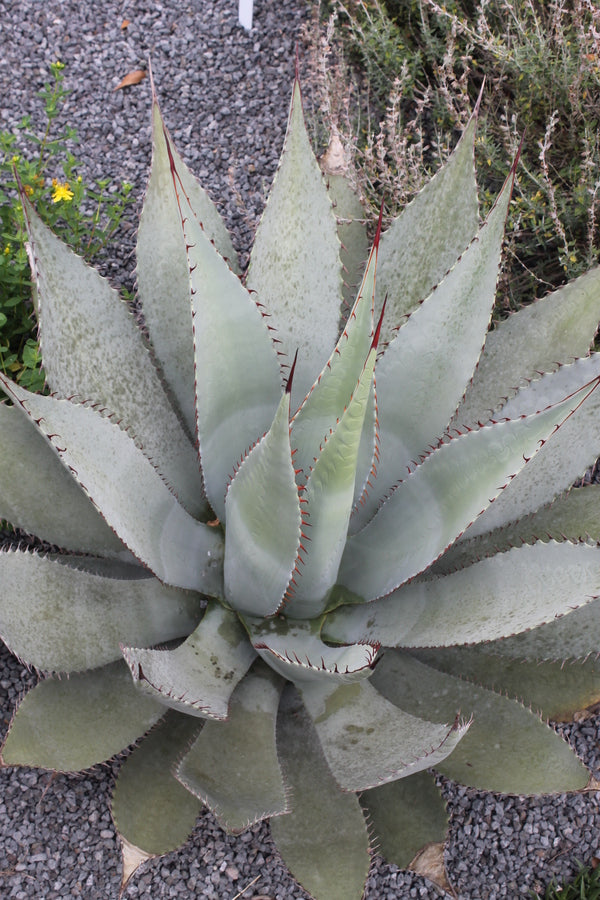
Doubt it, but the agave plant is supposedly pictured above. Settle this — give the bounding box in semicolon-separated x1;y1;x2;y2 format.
1;74;600;900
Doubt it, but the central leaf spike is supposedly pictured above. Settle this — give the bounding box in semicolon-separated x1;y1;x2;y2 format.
372;295;387;351
286;349;300;395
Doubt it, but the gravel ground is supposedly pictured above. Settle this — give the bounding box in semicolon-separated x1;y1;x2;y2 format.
0;1;599;898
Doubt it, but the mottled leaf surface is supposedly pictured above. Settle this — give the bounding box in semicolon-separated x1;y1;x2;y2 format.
122;601;256;720
324;166;369;313
356;169;512;529
374;651;590;793
23;198;206;518
137;101;238;436
416;646;600;722
340;378;599;600
1;662;164;771
0;403;125;557
176;664;286;831
456;266;600;428
175;174;282;522
246;81;342;409
0;551;203;672
112;709;203;856
361;771;448;868
375;113;479;343
480;598;600;662
299;677;467;792
224;392;301;617
0;378;223;594
271;686;370;900
464;355;600;538
325;541;600;648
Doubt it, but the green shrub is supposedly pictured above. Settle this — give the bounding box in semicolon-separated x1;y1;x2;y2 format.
313;0;600;311
0;61;133;392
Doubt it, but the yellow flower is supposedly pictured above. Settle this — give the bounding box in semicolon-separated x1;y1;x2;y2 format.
3;245;10;255
51;179;74;203
23;184;34;197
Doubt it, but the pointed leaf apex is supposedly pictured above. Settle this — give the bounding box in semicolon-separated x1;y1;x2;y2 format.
14;172;34;232
286;349;299;395
148;57;157;101
163;124;177;178
486;142;521;223
512;133;525;175
373;201;384;250
372;296;387;351
473;77;485;118
13;167;25;199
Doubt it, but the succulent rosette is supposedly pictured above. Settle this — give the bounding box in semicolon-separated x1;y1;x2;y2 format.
1;76;600;899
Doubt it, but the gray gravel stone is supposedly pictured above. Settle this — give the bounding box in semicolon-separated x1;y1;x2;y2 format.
0;0;599;898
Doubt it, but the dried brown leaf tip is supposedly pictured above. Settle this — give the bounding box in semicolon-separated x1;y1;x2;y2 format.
113;70;146;91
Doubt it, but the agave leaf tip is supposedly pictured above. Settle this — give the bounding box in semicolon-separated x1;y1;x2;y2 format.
286;349;299;395
372;296;388;352
473;77;486;117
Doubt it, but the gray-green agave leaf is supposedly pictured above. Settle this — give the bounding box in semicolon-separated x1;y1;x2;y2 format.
2;74;600;900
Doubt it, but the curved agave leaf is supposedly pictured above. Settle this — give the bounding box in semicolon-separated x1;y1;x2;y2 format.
0;377;223;594
224;390;301;617
23;197;207;520
0;551;203;672
176;663;286;832
137;97;239;437
122;600;256;720
298;677;468;792
432;484;600;574
171;158;283;522
339;376;600;601
322;152;370;313
351;381;377;510
0;403;126;557
416;646;600;723
111;709;203;856
361;771;448;868
271;686;370;900
375;109;479;343
245;615;378;685
480;598;600;662
1;661;165;771
287;347;377;618
465;355;600;538
290;219;378;482
246;80;343;409
324;541;600;649
373;650;590;793
353;164;514;531
455;266;600;428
